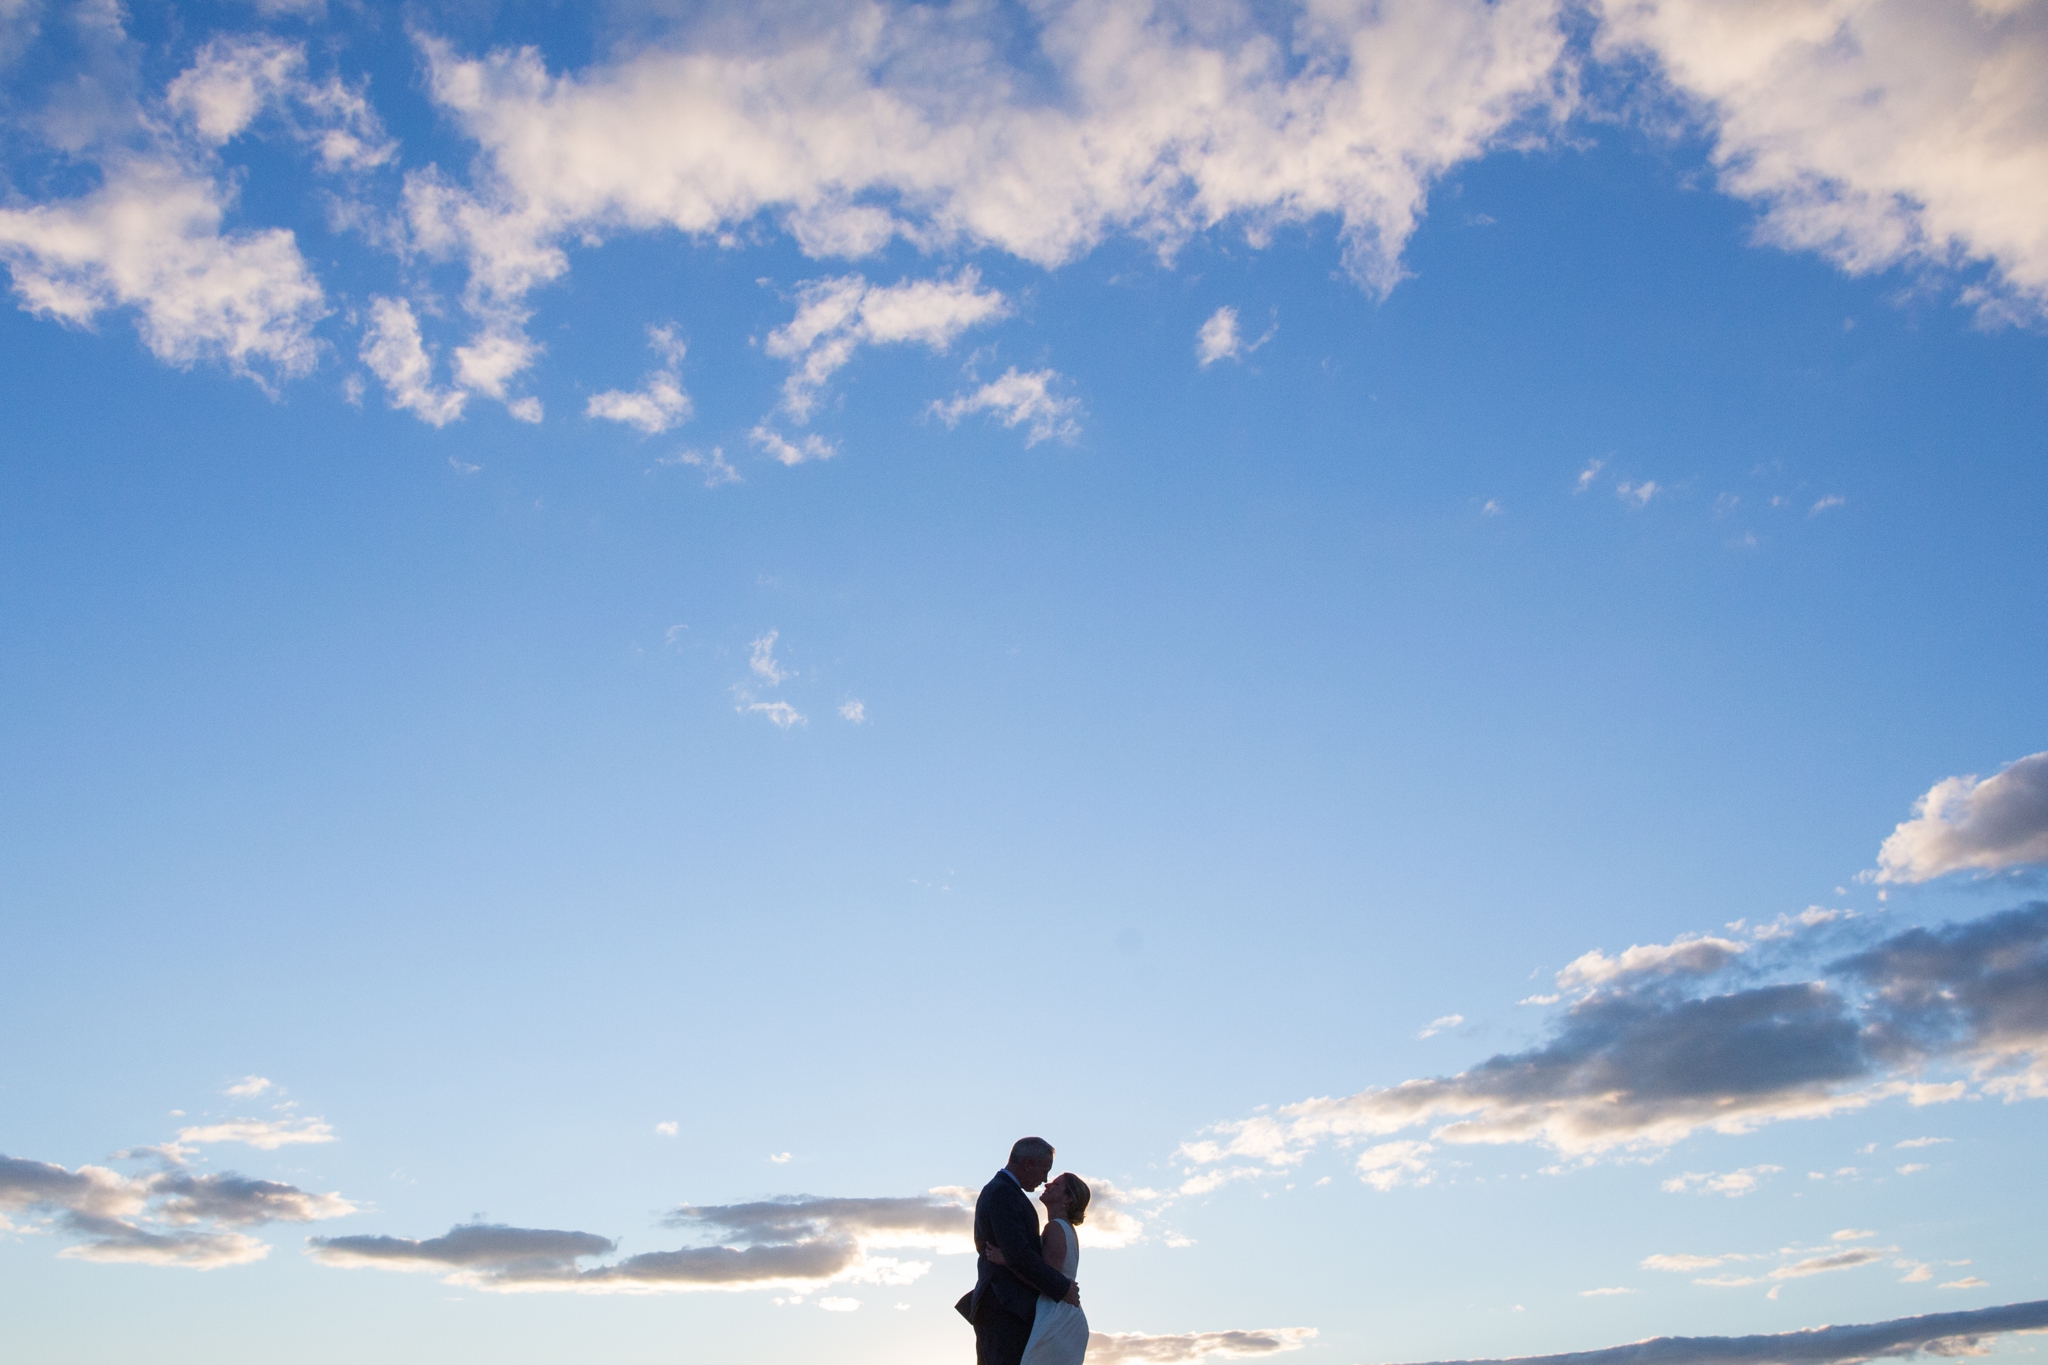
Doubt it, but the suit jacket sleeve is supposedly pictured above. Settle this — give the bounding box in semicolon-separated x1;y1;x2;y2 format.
988;1184;1073;1302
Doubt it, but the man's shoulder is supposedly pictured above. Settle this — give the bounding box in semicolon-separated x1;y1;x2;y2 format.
977;1171;1013;1200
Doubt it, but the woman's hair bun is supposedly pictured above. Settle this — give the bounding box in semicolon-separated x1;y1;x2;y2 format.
1059;1172;1091;1225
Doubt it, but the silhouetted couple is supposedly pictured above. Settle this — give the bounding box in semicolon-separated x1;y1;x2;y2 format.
956;1136;1092;1365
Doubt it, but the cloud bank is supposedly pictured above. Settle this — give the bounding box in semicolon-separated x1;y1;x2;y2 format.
310;1175;1160;1294
3;0;2045;417
1;1151;353;1268
1181;903;2048;1187
1382;1299;2048;1365
311;1191;972;1294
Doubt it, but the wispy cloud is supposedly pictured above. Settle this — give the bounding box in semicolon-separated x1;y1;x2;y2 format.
659;446;742;487
1660;1165;1782;1198
766;271;1008;422
1418;1015;1465;1040
738;699;805;729
361;298;467;426
175;1118;336;1150
748;631;791;687
930;368;1081;446
1089;1328;1316;1362
587;325;692;434
749;425;838;467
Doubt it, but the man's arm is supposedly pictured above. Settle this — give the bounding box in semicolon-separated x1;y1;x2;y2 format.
987;1189;1073;1303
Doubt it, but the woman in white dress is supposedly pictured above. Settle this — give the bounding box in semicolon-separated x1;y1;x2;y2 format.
986;1171;1091;1365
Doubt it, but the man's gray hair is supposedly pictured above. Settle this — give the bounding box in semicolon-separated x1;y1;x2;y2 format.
1010;1136;1054;1162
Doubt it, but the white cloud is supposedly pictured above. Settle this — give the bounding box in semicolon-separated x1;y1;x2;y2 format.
1661;1165;1782;1197
1088;1328;1317;1363
1897;1163;1928;1175
0;21;431;392
1556;934;1746;990
1581;1287;1636;1297
1617;479;1661;507
765;271;1008;422
400;0;1571;393
587;325;693;433
175;1117;335;1150
165;35;395;172
1575;458;1605;492
224;1077;272;1098
930;368;1080;446
818;1296;860;1311
839;701;867;724
1896;1137;1950;1149
588;373;690;434
1197;306;1244;366
1834;1229;1876;1242
0;153;326;386
1418;1015;1465;1039
1873;753;2048;883
1942;1277;1990;1290
655;1122;678;1137
769;1153;793;1164
360;297;467;426
1596;0;2048;323
1810;495;1846;516
1196;306;1276;366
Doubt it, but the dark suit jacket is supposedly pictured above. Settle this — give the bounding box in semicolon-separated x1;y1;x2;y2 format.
957;1169;1074;1325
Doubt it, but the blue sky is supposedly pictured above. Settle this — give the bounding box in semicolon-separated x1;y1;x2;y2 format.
2;1;2046;1363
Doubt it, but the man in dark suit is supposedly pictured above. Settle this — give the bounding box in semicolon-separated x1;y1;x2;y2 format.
955;1136;1082;1365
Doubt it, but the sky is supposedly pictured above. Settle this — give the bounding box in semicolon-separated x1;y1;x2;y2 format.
1;1;2046;1363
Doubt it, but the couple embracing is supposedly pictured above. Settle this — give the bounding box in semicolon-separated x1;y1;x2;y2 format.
956;1136;1092;1365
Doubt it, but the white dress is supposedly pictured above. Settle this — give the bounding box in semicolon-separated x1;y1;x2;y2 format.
1020;1218;1088;1365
